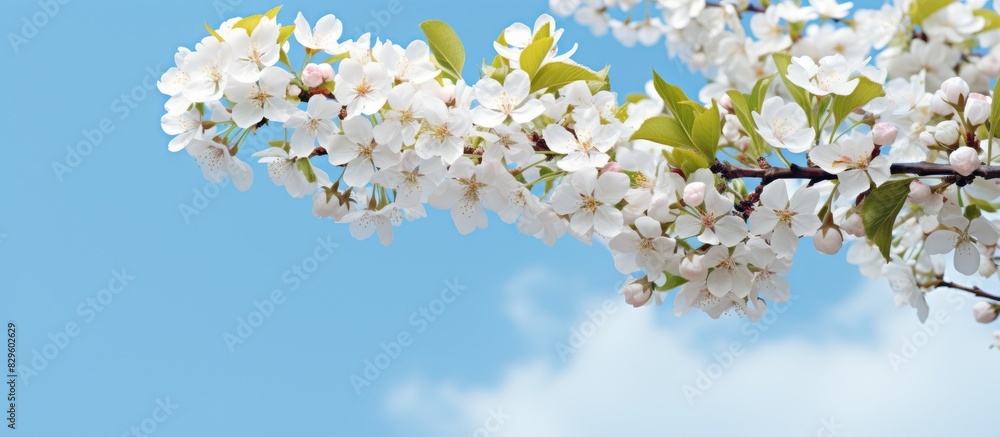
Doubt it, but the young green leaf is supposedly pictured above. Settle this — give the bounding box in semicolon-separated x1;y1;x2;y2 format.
296;158;318;184
420;20;466;82
831;76;885;127
631;116;696;150
691;100;721;160
862;178;914;261
519;36;554;78
205;22;225;41
656;273;688;291
725;90;769;157
265;5;282;19
651;70;696;132
909;0;955;24
529;62;601;93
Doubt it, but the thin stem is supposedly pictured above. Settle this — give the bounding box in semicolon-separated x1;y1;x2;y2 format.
938;280;1000;303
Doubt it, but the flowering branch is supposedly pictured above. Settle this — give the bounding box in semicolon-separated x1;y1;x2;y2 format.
156;1;1000;349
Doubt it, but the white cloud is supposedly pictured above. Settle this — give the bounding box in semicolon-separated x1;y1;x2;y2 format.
386;269;999;436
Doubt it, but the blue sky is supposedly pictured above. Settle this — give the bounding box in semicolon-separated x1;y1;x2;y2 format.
1;0;996;435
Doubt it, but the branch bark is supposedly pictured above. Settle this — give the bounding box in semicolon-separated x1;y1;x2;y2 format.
715;162;1000;184
938;280;1000;303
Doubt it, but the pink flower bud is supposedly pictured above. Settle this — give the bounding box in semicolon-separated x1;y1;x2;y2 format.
287;84;302;97
620;278;652;308
683;182;706;206
841;213;865;237
813;226;843;255
719;94;734;113
301;63;325;88
973;301;998;323
940;77;970;105
949;146;981;176
871;122;898;146
317;63;334;80
965;93;990;126
600;162;622;174
907;180;932;204
933;120;960;146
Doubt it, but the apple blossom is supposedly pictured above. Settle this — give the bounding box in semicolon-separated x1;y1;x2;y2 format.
752;96;815;153
871;122;897;146
926;206;1000;275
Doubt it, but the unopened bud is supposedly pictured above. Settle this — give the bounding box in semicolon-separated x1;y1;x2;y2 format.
719;94;734;113
317;63;334;80
907;180;932;204
872;122;898;146
949;146;981;176
973;301;998;323
965;93;990;126
929;90;954;116
679;255;707;282
841;212;865;237
940;77;970;105
620;278;653;308
683;182;706;207
813;226;843;255
933;120;960;146
301;63;325;88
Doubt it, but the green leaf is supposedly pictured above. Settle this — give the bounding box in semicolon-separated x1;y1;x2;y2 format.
420;20;466;82
232;14;264;34
265;5;282;19
862;178;914;261
519;36;554;78
666;148;710;176
656;273;688;291
533;21;551;41
975;10;1000;32
691;100;720;160
831;76;885;127
989;78;1000;144
749;74;775;112
322;52;351;64
295;159;318;184
910;0;955;25
277;25;295;44
726;90;769;157
588;65;612;94
651;70;696;133
631;116;695;150
205;22;224;41
529;62;600;93
772;53;812;123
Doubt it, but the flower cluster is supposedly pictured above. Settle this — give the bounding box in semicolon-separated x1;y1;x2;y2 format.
158;5;1000;346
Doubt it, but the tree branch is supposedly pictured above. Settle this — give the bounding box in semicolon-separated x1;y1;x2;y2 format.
938;280;1000;303
715;162;1000;184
